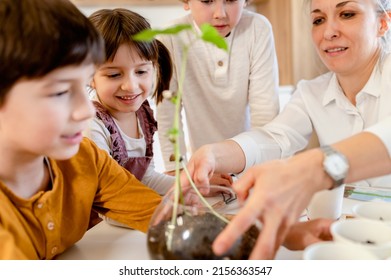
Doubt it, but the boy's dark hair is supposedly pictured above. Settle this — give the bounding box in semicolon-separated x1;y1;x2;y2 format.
0;0;105;105
89;8;173;104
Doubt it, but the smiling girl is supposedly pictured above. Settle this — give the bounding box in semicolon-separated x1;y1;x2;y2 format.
86;9;175;196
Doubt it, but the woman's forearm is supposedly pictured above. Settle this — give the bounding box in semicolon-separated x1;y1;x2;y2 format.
332;132;391;184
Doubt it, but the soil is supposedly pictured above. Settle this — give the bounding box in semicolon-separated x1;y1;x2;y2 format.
147;212;260;260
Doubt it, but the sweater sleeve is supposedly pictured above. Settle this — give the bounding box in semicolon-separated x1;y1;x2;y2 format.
141;158;175;195
84;117;112;155
247;14;280;128
87;141;162;233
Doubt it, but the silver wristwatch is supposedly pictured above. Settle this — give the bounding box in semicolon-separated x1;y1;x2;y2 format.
320;145;349;189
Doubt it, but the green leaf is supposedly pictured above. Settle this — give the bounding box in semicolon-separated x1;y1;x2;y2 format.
200;24;228;51
132;29;159;42
132;24;192;41
159;24;192;35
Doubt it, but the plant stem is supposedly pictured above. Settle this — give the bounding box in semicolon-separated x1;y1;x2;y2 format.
167;44;190;251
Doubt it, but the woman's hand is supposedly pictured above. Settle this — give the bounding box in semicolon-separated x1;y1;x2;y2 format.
212;149;331;259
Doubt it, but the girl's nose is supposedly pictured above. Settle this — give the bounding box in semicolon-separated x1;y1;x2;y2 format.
121;74;138;92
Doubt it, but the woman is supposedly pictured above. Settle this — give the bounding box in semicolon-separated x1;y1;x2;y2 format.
186;0;391;189
183;0;391;258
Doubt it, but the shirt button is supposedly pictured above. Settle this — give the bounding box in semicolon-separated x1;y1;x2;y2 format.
47;222;55;231
217;61;224;67
37;203;43;209
51;246;58;255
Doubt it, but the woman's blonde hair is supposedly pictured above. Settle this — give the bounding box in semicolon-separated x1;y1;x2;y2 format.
377;0;391;57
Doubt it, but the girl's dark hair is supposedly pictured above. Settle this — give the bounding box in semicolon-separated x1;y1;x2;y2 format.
89;8;173;104
0;0;105;105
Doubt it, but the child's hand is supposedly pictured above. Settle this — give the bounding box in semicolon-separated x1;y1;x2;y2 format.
283;218;333;251
164;170;177;176
209;172;233;187
203;185;235;198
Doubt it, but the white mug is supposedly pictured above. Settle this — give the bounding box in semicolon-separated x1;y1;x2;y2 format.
331;219;391;259
306;184;345;220
303;241;379;260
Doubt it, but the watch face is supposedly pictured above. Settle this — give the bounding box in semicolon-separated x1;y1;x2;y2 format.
325;154;349;177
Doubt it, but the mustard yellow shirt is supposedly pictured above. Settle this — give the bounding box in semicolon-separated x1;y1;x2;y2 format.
0;138;162;259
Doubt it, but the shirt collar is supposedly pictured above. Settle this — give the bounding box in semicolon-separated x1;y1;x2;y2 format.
322;73;342;106
322;59;382;106
192;19;202;36
361;62;382;98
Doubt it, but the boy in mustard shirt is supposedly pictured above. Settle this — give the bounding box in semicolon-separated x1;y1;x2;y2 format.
0;0;161;259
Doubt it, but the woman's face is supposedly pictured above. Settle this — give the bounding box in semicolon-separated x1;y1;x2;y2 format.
310;0;387;76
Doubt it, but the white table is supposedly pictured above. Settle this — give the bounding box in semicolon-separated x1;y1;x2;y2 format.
57;198;364;260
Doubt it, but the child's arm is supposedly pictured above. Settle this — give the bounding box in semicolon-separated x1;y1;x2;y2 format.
83;117;112;155
88;141;161;233
247;15;280;128
140;159;175;195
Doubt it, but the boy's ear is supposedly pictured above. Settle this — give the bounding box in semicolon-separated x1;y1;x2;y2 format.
183;1;190;11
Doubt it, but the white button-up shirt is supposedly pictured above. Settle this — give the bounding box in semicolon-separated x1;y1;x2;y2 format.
366;115;391;157
233;55;391;187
